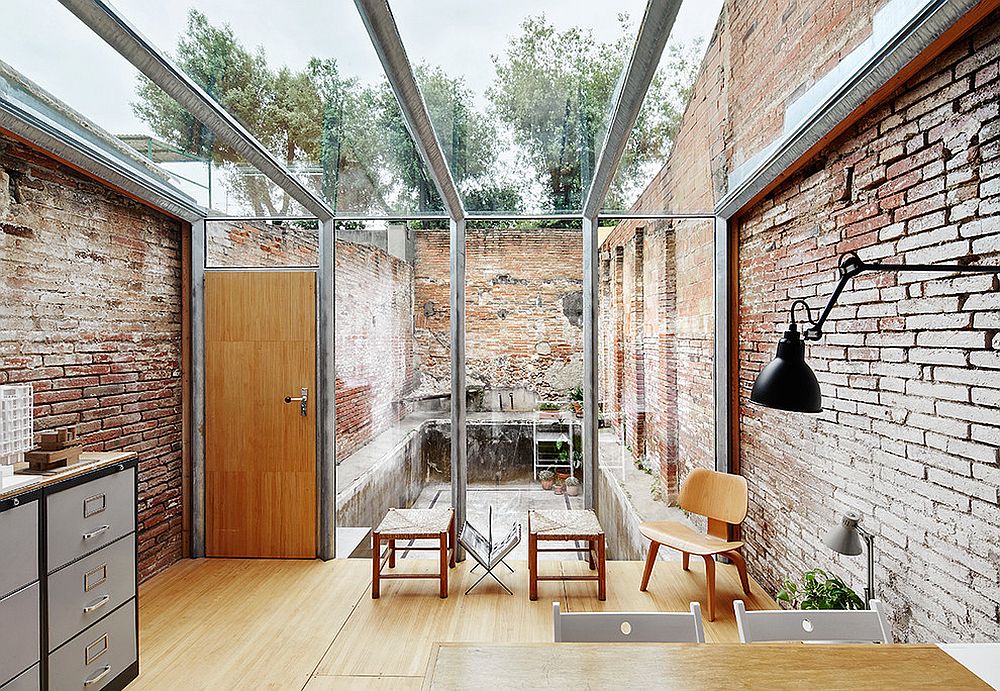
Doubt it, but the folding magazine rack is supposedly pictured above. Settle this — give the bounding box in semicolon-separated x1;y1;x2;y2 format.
459;506;521;595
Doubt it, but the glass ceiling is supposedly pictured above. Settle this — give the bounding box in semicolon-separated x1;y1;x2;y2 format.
1;0;723;219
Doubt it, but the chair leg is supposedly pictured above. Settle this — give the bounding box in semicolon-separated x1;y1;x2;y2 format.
596;534;606;601
727;550;752;596
529;531;538;601
682;552;689;571
371;532;381;599
388;538;395;568
640;541;659;592
702;555;716;621
439;531;449;598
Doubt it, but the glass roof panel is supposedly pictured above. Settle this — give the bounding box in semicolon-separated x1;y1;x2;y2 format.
109;0;436;217
392;0;650;215
0;0;287;217
604;0;724;214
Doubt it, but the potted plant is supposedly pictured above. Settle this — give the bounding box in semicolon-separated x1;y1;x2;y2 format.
564;476;581;496
776;569;865;610
553;479;565;495
555;441;571;480
538;469;555;490
538;401;562;420
569;385;583;417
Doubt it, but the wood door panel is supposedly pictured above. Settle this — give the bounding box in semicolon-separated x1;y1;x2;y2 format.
205;271;316;558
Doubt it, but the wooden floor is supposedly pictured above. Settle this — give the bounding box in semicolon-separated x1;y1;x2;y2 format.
134;557;777;689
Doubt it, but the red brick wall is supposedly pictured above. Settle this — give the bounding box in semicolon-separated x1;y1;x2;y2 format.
737;13;1000;642
414;228;583;401
0;133;184;581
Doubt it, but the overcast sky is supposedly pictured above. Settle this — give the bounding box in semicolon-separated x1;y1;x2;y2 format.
1;0;723;136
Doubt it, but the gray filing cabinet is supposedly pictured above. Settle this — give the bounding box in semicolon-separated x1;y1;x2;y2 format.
0;457;138;691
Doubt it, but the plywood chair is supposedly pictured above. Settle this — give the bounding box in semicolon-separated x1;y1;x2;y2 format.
638;467;751;621
553;602;705;643
734;599;892;643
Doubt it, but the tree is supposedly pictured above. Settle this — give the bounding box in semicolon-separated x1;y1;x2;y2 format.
490;15;703;211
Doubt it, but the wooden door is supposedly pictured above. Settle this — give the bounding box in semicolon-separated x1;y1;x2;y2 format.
205;271;316;558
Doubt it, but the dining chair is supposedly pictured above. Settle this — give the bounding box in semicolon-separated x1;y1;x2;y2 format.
734;599;892;643
638;467;751;621
553;601;705;643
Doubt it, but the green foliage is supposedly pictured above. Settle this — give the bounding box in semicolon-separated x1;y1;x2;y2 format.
538;469;555;481
538;402;561;411
776;570;865;610
569;385;584;402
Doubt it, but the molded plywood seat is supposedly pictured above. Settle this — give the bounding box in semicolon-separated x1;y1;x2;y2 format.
639;521;743;556
639;468;751;622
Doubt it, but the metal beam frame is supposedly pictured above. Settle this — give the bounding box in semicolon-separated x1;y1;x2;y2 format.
56;0;335;222
449;218;467;560
354;0;465;223
582;0;682;220
582;215;600;511
318;219;337;560
190;220;206;557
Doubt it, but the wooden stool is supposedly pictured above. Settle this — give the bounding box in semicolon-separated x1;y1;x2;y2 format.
528;509;606;601
372;508;456;599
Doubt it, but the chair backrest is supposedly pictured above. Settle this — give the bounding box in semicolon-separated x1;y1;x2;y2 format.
678;468;748;539
734;600;892;644
553;602;705;643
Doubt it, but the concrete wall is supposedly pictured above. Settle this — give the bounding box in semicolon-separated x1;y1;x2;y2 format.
0;132;184;581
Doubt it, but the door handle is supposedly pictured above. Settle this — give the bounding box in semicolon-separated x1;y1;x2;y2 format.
284;387;308;417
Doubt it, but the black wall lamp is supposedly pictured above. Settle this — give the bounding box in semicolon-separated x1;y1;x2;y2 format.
751;251;1000;413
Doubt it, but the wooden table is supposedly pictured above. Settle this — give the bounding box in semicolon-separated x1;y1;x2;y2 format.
422;642;992;690
528;509;606;601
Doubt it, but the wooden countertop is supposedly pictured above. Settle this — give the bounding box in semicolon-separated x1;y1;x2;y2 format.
423;642;992;690
0;451;137;502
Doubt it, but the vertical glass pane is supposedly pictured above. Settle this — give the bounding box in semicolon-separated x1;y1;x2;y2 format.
464;223;584;559
335;222;452;557
597;217;715;555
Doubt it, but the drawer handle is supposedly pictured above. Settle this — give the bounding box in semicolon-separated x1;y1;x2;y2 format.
83;594;111;614
83;665;111;687
83;525;110;540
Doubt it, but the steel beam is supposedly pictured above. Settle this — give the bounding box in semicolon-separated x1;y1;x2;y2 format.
57;0;335;221
713;216;732;474
190;219;206;557
582;215;601;511
582;0;682;219
354;0;465;222
449;217;467;560
318;219;337;560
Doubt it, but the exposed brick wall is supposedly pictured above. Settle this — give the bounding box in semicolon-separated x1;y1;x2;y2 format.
414;228;583;401
205;220;415;460
737;13;1000;642
0;133;184;581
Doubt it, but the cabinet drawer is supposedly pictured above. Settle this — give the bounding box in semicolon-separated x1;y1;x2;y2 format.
0;583;40;685
0;664;38;691
48;599;136;691
48;536;136;651
0;498;38;598
47;467;135;572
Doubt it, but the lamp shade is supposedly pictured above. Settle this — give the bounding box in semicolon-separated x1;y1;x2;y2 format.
824;512;864;556
750;325;822;413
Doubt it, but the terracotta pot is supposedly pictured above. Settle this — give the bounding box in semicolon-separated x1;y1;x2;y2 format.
556;471;570;481
571;402;583;417
554;484;565;495
541;479;554;490
566;484;580;497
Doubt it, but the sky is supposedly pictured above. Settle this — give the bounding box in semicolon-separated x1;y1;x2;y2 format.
1;0;724;136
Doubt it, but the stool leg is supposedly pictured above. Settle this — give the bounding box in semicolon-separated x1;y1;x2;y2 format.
388;538;396;568
529;531;538;601
371;532;381;599
439;531;449;598
640;541;659;591
702;554;716;621
597;534;607;601
588;539;596;570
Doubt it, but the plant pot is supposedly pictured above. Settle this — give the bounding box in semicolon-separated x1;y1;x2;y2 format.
571;402;583;417
566;484;580;497
554;485;565;495
556;471;570;481
541;479;554;490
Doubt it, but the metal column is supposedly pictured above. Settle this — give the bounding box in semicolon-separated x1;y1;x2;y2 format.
318;219;337;559
450;218;467;560
190;219;206;557
713;216;732;474
582;215;600;511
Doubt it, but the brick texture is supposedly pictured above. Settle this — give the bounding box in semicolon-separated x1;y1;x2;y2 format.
0;133;184;581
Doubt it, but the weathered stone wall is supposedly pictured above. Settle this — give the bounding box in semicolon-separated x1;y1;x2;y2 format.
0;133;184;581
414;228;583;402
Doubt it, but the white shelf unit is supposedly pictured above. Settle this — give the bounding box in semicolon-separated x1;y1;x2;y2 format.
532;415;579;480
0;384;33;466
